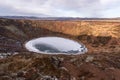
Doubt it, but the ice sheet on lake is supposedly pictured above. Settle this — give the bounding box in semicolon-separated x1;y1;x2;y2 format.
25;37;87;55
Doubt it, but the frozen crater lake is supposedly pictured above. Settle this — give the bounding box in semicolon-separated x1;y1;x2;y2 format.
25;37;87;55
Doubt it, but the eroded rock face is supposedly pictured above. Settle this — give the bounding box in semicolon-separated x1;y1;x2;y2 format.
25;37;87;54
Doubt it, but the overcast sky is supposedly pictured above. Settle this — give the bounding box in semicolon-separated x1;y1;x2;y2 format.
0;0;120;18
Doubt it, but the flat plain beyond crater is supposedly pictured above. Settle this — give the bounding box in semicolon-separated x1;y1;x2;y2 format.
0;18;120;80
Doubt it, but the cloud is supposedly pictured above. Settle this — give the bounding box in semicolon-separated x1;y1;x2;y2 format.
0;0;120;17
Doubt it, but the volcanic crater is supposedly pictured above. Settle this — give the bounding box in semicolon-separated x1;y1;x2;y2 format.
0;18;120;80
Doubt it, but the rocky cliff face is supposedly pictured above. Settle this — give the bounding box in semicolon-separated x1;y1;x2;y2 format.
0;18;120;80
29;20;120;38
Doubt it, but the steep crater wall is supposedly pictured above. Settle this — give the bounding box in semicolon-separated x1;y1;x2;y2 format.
0;19;120;53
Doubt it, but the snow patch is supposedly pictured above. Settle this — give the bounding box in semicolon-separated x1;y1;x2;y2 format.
25;37;87;55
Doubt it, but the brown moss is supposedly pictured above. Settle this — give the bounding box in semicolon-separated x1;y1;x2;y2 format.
7;60;27;72
27;57;61;76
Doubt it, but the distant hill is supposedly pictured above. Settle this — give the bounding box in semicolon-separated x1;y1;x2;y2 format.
0;16;120;20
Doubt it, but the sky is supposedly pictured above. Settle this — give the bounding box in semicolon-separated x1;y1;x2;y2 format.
0;0;120;18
